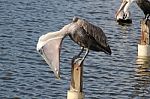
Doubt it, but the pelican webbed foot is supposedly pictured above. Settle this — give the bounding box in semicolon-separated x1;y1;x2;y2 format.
72;57;83;67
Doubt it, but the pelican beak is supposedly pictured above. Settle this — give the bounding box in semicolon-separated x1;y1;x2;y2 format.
115;0;128;18
37;37;63;79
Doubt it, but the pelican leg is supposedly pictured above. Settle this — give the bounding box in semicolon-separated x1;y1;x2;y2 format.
77;47;84;57
123;13;127;20
145;14;150;24
73;48;89;66
73;47;84;64
81;48;89;62
145;14;150;19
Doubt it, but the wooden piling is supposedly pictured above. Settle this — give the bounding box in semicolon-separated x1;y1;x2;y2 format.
138;19;150;57
139;19;150;45
67;57;84;99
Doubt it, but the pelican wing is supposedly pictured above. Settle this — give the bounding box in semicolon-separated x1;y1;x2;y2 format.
143;0;150;15
74;18;111;54
136;0;150;16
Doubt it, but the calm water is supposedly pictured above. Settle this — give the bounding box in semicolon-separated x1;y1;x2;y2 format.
0;0;150;98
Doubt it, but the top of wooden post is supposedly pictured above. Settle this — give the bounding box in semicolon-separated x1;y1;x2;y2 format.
70;57;83;92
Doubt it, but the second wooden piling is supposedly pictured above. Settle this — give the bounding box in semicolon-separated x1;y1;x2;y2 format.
138;19;150;57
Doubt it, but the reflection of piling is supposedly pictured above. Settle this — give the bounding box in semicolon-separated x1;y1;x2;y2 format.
135;56;150;98
138;19;150;57
67;57;84;99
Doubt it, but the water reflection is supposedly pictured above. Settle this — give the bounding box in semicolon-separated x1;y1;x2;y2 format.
132;57;150;98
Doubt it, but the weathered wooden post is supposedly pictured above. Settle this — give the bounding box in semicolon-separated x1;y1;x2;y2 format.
67;57;84;99
138;19;150;57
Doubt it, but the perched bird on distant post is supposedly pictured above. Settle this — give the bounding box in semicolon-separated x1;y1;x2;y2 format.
36;17;111;78
115;0;135;24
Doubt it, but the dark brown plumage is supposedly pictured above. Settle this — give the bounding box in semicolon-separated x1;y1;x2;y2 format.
69;17;111;55
136;0;150;19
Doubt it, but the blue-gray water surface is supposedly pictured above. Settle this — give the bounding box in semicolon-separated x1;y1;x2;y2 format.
0;0;150;99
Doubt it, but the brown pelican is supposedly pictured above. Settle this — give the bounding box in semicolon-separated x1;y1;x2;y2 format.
115;0;135;24
36;17;111;78
136;0;150;20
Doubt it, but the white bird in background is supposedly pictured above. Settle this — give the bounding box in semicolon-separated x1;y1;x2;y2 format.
115;0;135;23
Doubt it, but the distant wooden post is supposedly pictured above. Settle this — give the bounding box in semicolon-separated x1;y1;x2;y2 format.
138;19;150;57
67;57;84;99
